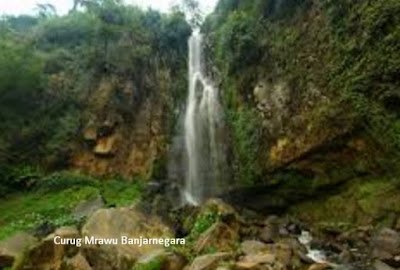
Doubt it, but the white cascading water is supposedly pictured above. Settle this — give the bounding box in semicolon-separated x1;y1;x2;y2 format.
183;31;226;205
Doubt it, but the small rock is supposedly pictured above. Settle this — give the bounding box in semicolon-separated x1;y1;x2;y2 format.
184;252;231;270
240;240;269;255
62;253;93;270
372;228;400;267
279;227;289;236
259;224;277;243
308;263;332;270
395;218;400;231
236;253;275;269
275;242;292;266
287;223;301;235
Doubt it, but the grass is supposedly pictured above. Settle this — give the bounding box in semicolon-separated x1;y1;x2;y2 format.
0;171;143;240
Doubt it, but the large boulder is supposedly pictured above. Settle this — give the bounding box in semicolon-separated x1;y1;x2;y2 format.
23;226;80;270
0;232;37;268
81;207;173;270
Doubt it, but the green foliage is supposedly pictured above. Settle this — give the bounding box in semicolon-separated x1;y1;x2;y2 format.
290;176;400;229
100;176;144;207
35;12;99;48
133;257;162;270
0;186;99;240
191;210;218;236
37;171;97;192
0;1;191;176
215;11;262;74
228;106;263;186
323;0;400;158
0;165;42;196
0;171;143;240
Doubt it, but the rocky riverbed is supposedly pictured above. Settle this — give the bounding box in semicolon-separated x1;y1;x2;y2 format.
1;198;399;270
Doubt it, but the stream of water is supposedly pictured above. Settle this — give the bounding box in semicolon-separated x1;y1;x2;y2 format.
183;32;226;205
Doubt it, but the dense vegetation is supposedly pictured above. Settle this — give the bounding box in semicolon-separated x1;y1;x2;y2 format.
0;0;190;240
0;0;190;171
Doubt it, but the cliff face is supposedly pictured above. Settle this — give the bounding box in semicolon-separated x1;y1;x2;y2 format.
71;73;175;177
204;0;400;184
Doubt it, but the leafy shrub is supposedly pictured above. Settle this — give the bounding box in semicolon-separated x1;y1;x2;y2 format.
191;210;218;236
215;11;263;73
228;106;264;186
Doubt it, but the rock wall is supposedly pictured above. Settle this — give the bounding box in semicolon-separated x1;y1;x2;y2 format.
204;0;400;184
71;71;180;178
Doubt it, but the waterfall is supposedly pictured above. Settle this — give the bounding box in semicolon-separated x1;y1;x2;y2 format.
183;31;226;205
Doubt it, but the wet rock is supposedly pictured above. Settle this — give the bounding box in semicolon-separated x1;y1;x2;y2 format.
372;228;400;267
72;195;105;220
0;232;37;268
283;238;310;264
240;240;269;255
287;223;302;235
194;222;239;253
184;252;231;270
259;224;277;243
81;207;172;270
